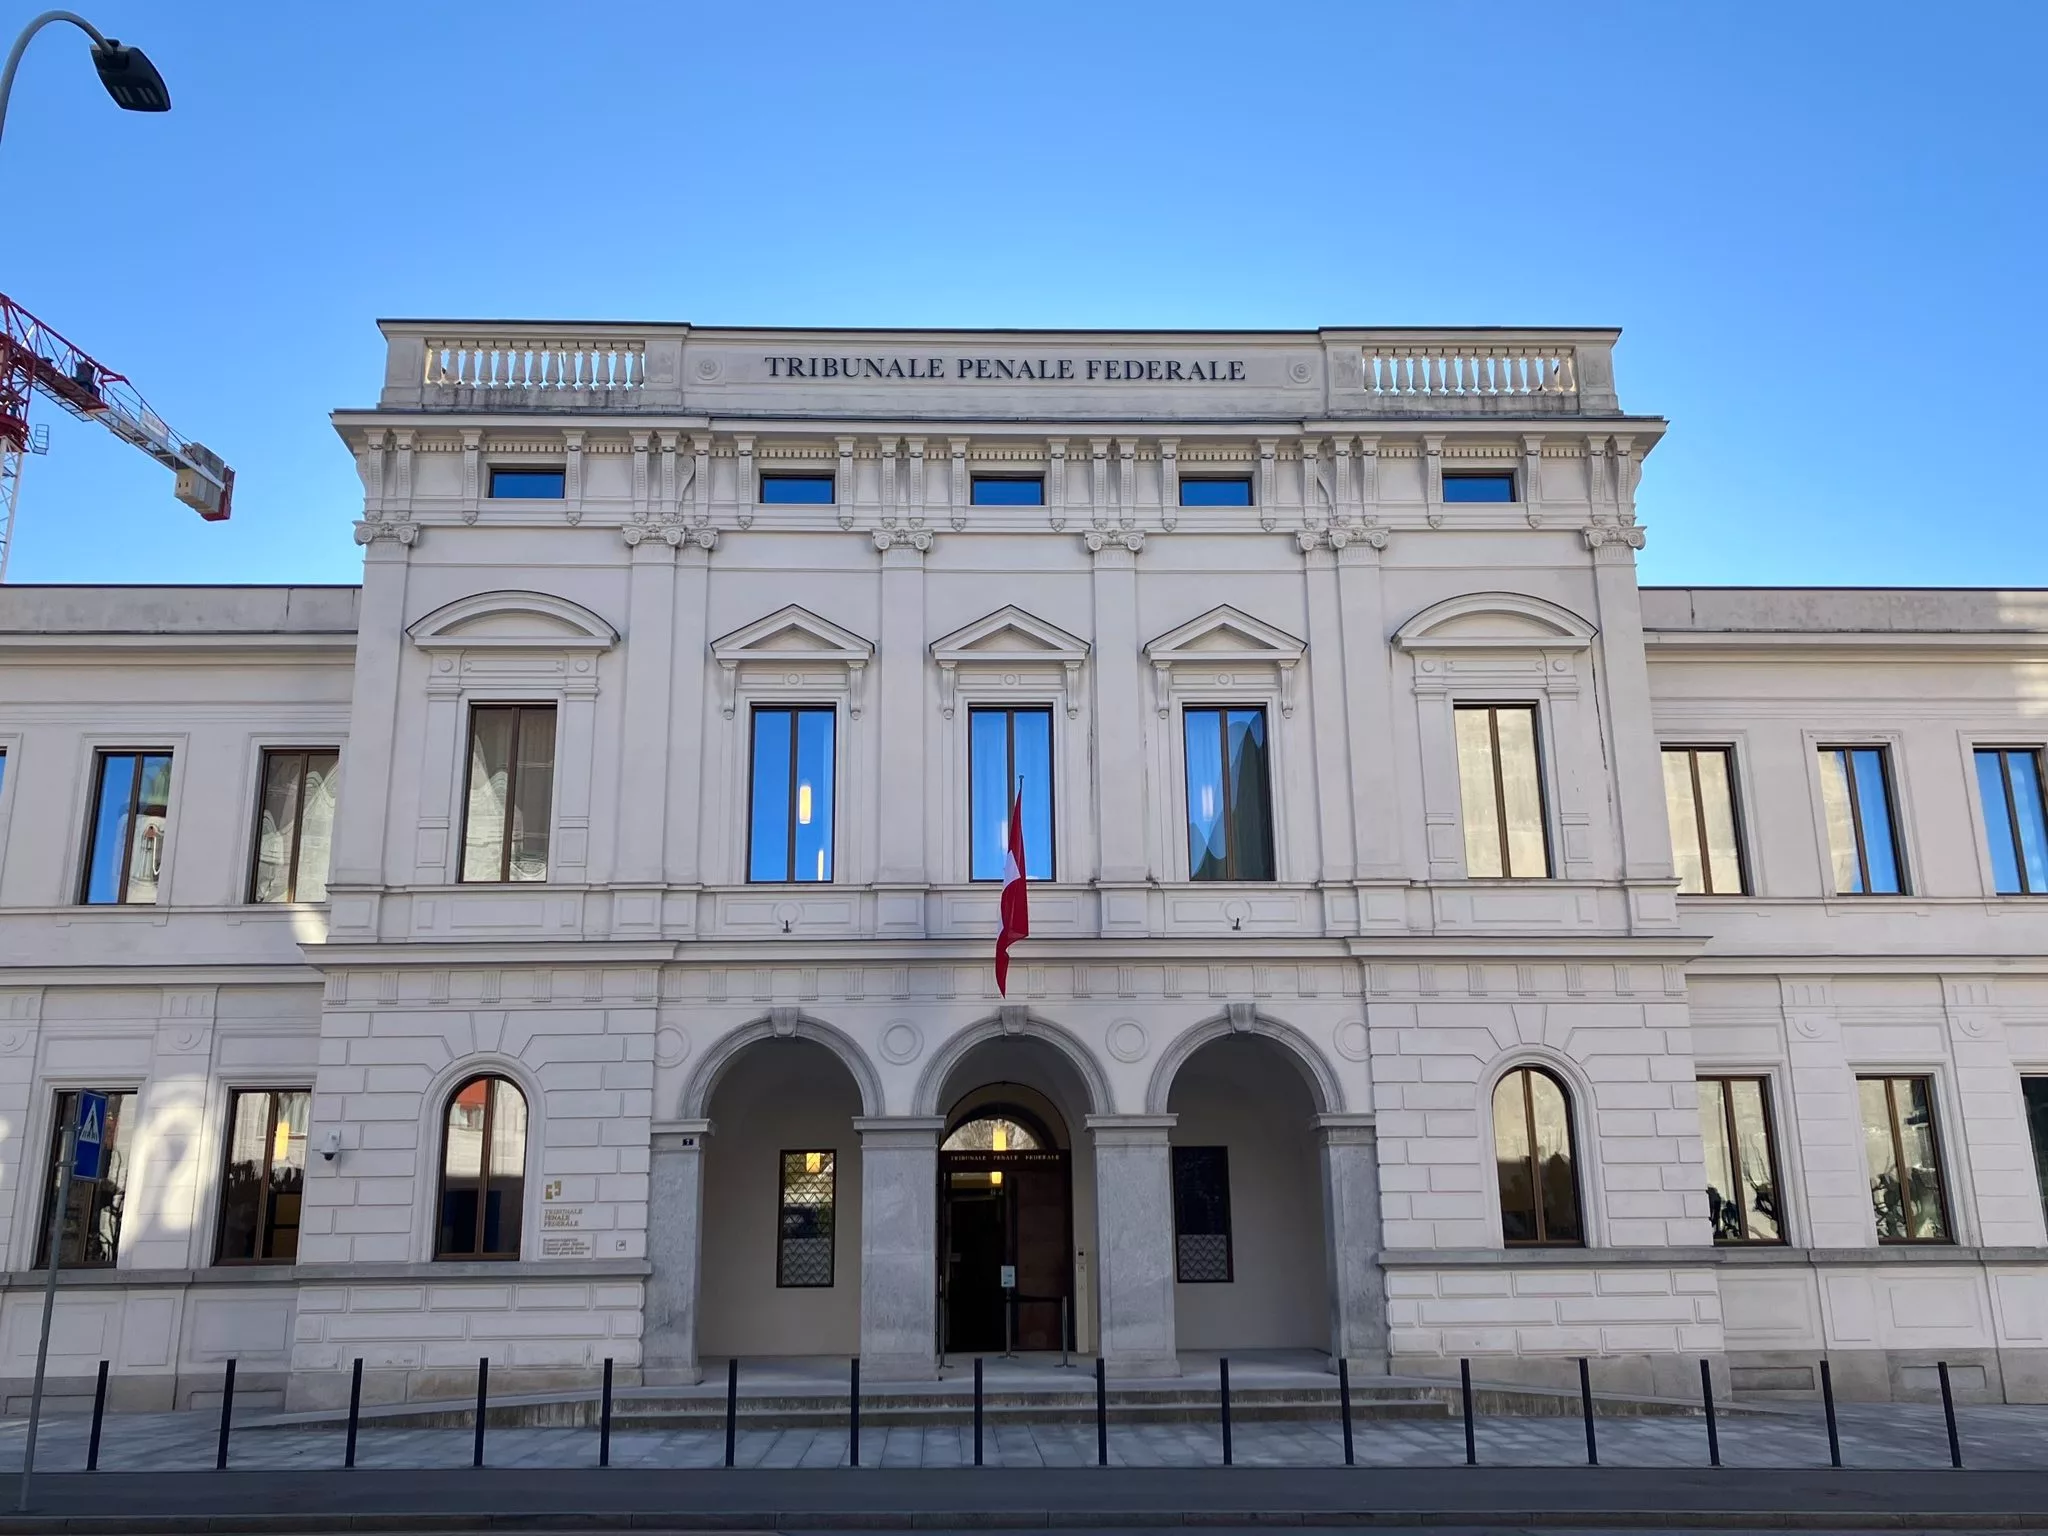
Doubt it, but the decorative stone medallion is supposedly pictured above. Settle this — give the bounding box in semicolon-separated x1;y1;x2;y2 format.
881;1020;923;1065
1107;1018;1149;1064
654;1027;689;1068
1334;1020;1370;1062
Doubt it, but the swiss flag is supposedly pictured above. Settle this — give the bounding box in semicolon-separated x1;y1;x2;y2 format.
995;787;1030;996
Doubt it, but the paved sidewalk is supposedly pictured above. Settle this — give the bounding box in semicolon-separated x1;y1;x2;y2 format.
0;1400;2041;1471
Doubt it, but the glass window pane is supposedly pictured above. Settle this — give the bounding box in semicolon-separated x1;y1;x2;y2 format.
40;1091;134;1267
1894;1076;1948;1240
1013;709;1054;881
969;710;1011;882
760;475;835;505
509;709;555;882
1819;749;1863;893
1172;1145;1232;1282
778;1150;836;1287
127;754;171;904
1441;472;1515;502
1184;709;1227;880
1664;751;1705;895
749;709;793;882
1851;749;1901;893
2024;1077;2048;1231
1699;1080;1740;1240
252;753;303;903
2009;753;2048;892
793;709;835;883
488;468;565;498
1494;708;1548;878
970;477;1044;506
463;711;515;881
1728;1079;1781;1242
1860;1077;1906;1240
1976;751;2021;893
439;1079;488;1256
84;754;136;904
266;1090;309;1261
1224;709;1274;881
1494;1073;1538;1244
1696;750;1745;895
1456;710;1504;878
1179;478;1252;507
0;750;8;800
1529;1070;1580;1243
217;1091;271;1262
484;1079;526;1256
296;753;339;903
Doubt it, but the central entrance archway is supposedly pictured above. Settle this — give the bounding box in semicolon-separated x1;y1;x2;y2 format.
939;1102;1073;1353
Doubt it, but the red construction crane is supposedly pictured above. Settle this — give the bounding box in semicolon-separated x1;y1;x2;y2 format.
0;292;232;580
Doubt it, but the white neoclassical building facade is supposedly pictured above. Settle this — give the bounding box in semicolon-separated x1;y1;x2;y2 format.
2;322;2047;1412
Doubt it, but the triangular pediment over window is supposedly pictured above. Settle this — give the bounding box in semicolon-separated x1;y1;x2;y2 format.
930;605;1090;718
711;604;875;718
1142;604;1306;717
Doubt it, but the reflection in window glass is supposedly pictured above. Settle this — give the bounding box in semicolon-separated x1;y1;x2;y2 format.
1178;478;1253;507
488;468;566;498
82;751;172;905
969;708;1053;881
38;1090;136;1267
437;1075;527;1259
1858;1075;1950;1242
2023;1078;2048;1230
1442;472;1516;502
1172;1146;1232;1282
778;1150;837;1286
462;707;556;882
1183;707;1274;881
1456;706;1548;878
1698;1077;1783;1242
1976;749;2048;895
942;1115;1042;1151
1663;746;1746;895
1819;746;1903;894
970;477;1044;506
749;707;836;882
216;1088;311;1262
1494;1067;1581;1246
760;475;835;505
251;749;339;903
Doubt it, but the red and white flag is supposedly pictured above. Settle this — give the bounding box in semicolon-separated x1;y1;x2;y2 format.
995;786;1030;996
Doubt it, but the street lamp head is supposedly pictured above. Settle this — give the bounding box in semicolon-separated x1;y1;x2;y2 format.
88;41;169;113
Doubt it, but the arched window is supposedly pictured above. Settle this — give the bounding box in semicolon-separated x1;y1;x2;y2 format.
437;1075;527;1260
942;1110;1047;1152
1493;1066;1583;1247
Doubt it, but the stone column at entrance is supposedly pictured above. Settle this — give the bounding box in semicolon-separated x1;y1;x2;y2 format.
1086;1114;1179;1378
642;1120;711;1384
1317;1113;1389;1373
856;1116;944;1379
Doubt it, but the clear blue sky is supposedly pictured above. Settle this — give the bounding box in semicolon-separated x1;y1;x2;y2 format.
3;0;2040;587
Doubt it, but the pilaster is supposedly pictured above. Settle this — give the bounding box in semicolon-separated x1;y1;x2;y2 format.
1086;1114;1179;1378
1300;542;1357;898
326;534;416;933
643;1121;711;1383
855;1116;944;1379
874;540;929;902
1089;542;1149;904
612;537;678;907
667;543;714;898
1583;519;1676;910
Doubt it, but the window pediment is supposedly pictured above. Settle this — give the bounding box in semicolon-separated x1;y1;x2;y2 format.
1143;604;1306;718
711;604;875;718
408;591;618;652
930;605;1089;718
1392;592;1595;652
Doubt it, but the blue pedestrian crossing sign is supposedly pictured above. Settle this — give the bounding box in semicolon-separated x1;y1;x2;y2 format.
73;1091;108;1181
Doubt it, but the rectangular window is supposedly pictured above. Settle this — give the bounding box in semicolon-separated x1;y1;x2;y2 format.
2024;1077;2048;1231
1455;705;1549;878
749;706;836;882
970;476;1044;506
37;1090;137;1267
1183;707;1275;881
1976;748;2048;895
1178;477;1253;508
777;1149;836;1287
81;751;172;905
1858;1075;1951;1242
1441;471;1516;502
969;707;1054;881
759;474;835;505
461;706;556;883
1819;746;1904;894
249;749;339;903
1663;746;1747;895
1698;1077;1784;1243
215;1089;310;1263
1171;1145;1232;1282
488;467;565;499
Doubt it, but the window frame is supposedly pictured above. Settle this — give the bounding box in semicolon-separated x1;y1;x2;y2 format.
1857;1072;1954;1245
1177;476;1254;508
1441;469;1518;503
746;704;839;884
434;1073;528;1262
486;466;567;499
1180;703;1278;882
459;704;557;885
1170;1144;1234;1283
2021;1074;2048;1236
1663;743;1750;896
35;1088;137;1269
969;474;1045;507
1975;745;2048;896
776;1147;838;1288
758;473;836;506
1697;1074;1787;1245
1455;703;1553;879
247;747;341;904
1494;1064;1584;1248
1817;742;1909;896
213;1086;312;1265
78;748;175;906
967;704;1056;883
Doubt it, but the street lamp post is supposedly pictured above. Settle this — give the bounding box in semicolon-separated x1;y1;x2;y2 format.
0;10;170;149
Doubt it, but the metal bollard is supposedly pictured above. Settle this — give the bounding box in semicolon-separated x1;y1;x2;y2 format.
1819;1358;1841;1468
1700;1358;1720;1468
1578;1357;1597;1467
1338;1355;1354;1467
86;1361;108;1473
599;1357;613;1469
1460;1358;1476;1466
1938;1361;1962;1468
849;1357;861;1467
344;1358;363;1469
473;1356;489;1469
1060;1296;1071;1369
216;1359;236;1470
724;1358;738;1468
973;1357;984;1467
1095;1356;1108;1466
1219;1356;1232;1466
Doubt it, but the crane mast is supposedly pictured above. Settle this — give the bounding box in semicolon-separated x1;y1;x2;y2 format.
0;293;231;579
